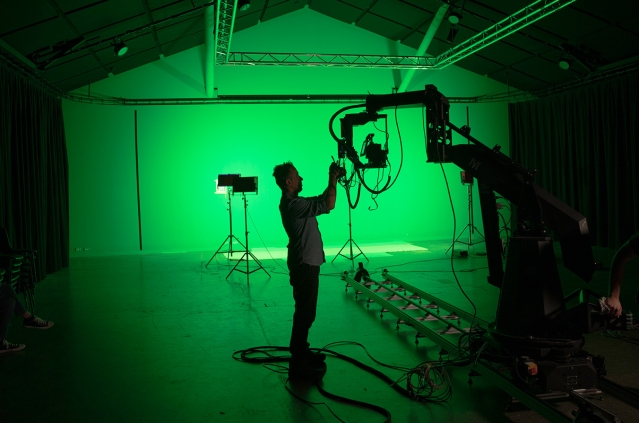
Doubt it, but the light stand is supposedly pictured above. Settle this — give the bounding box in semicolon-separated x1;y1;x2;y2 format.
447;171;485;255
332;205;368;266
226;177;270;285
206;188;245;267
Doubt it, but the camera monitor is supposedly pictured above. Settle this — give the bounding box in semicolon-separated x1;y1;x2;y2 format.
233;176;258;194
218;174;240;187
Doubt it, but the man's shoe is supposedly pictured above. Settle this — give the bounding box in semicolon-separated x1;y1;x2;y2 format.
306;351;326;367
23;316;54;329
0;340;25;353
288;361;318;381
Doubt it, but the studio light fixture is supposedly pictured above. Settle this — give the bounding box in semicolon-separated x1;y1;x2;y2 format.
238;0;251;11
559;43;603;73
446;5;462;44
558;56;572;70
113;38;128;57
448;10;462;25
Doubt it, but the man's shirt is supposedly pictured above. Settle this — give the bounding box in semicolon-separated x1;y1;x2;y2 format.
279;190;329;271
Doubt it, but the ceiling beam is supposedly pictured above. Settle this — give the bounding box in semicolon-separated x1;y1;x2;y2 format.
205;1;216;98
259;0;270;23
353;0;379;25
398;3;449;92
39;0;110;73
139;0;165;59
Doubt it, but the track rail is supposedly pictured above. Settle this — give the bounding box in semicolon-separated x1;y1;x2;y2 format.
343;272;572;422
343;270;637;422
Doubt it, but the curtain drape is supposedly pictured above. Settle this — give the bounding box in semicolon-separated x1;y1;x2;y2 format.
0;60;69;276
509;71;639;249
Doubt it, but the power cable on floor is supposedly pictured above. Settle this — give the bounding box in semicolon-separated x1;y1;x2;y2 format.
232;340;474;422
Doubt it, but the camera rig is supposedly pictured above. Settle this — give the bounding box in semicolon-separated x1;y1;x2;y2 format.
332;86;633;410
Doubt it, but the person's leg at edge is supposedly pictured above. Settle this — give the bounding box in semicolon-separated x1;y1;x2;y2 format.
0;290;25;352
0;284;28;317
0;284;53;329
0;297;16;341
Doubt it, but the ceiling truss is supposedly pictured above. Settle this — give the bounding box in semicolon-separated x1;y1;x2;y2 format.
222;0;577;71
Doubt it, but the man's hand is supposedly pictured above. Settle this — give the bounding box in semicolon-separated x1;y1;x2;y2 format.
605;296;623;318
326;162;341;210
329;162;344;178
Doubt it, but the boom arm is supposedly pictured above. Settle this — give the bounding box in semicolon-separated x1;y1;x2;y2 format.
362;85;595;286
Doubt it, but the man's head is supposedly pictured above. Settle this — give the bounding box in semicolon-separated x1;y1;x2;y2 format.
273;161;303;194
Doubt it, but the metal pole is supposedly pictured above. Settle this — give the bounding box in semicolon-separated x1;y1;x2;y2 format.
244;193;249;285
228;191;234;255
348;206;354;262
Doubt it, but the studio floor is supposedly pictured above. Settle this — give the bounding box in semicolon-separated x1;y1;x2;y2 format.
1;240;638;423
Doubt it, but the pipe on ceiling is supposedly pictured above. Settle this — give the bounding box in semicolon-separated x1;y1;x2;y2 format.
205;1;216;98
398;3;449;92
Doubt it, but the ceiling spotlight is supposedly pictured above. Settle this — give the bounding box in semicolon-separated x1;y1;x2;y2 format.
238;0;251;11
113;39;128;57
558;57;572;70
448;10;462;25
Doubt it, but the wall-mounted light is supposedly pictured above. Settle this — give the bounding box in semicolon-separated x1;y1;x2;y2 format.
113;38;128;57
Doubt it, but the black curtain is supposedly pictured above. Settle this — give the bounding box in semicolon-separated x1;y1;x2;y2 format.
0;60;69;277
509;71;639;249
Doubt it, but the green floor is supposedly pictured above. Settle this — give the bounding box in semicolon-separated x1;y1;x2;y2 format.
1;241;638;422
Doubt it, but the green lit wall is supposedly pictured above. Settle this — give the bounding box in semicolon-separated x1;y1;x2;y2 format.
63;8;510;256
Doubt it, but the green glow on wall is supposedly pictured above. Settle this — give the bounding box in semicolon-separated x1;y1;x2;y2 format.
63;9;511;256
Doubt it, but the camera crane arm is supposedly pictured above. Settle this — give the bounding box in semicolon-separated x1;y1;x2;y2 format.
362;85;594;283
345;85;597;340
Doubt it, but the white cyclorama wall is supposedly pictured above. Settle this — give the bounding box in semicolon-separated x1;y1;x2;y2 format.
63;8;510;256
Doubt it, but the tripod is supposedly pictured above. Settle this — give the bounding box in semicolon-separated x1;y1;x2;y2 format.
206;189;245;268
332;205;368;265
226;193;270;284
447;180;484;254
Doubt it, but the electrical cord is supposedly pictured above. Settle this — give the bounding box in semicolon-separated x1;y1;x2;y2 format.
232;341;468;419
321;341;414;372
328;104;366;143
343;163;362;210
233;345;393;422
422;106;479;334
329;103;404;203
345;258;489;278
382;105;404;192
314;382;391;423
600;330;639;346
495;196;513;258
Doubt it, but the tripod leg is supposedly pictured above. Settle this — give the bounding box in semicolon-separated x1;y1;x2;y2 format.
226;253;248;279
446;224;470;254
332;239;351;263
351;239;369;262
207;235;232;267
230;235;246;253
467;225;485;247
247;251;271;277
